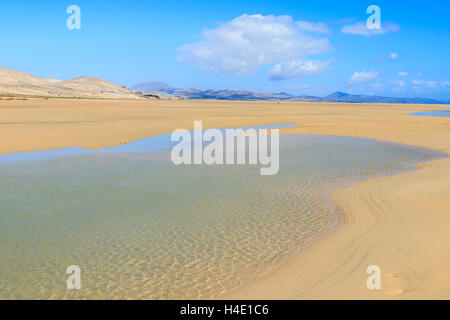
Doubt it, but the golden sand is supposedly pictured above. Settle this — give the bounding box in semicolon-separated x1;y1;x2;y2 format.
1;98;449;299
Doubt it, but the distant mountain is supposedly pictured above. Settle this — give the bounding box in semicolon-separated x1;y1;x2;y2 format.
131;82;446;104
321;91;441;104
130;82;295;101
131;81;174;93
325;91;350;100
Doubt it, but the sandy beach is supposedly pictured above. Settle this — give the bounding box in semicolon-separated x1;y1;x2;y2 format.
1;98;449;299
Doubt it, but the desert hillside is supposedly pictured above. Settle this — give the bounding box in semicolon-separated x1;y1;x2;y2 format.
58;77;130;93
0;67;138;99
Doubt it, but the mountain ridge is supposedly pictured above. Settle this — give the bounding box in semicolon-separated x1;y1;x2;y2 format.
131;82;447;104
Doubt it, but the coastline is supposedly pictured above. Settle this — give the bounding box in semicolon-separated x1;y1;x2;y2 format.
1;98;449;299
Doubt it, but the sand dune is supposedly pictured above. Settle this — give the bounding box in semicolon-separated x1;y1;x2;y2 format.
0;67;138;99
59;77;129;93
0;67;72;96
44;78;63;84
0;67;54;87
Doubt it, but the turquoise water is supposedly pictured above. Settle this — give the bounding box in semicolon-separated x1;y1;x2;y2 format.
410;110;450;117
0;123;294;166
0;133;446;299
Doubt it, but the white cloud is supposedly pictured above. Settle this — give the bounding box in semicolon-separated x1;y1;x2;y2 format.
349;71;378;84
341;22;400;36
370;81;384;88
442;81;450;88
397;71;409;76
391;80;405;87
389;53;399;60
177;14;331;76
412;79;438;88
269;59;330;81
296;21;331;34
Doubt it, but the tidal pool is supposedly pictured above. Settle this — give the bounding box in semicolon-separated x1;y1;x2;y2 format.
0;133;446;299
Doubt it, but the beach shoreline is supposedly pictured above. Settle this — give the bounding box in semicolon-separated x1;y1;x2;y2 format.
1;98;449;299
219;157;450;300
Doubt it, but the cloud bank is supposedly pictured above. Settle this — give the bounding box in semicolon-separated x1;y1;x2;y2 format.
177;14;331;78
341;22;400;36
412;79;438;88
349;71;379;84
389;53;399;60
296;21;331;34
391;80;405;87
269;59;330;81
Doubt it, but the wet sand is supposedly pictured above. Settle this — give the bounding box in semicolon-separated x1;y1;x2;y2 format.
1;98;449;299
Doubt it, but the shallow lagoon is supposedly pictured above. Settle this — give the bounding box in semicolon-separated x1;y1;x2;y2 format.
0;132;446;299
410;110;450;117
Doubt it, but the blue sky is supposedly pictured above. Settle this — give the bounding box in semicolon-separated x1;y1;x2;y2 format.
1;0;449;99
